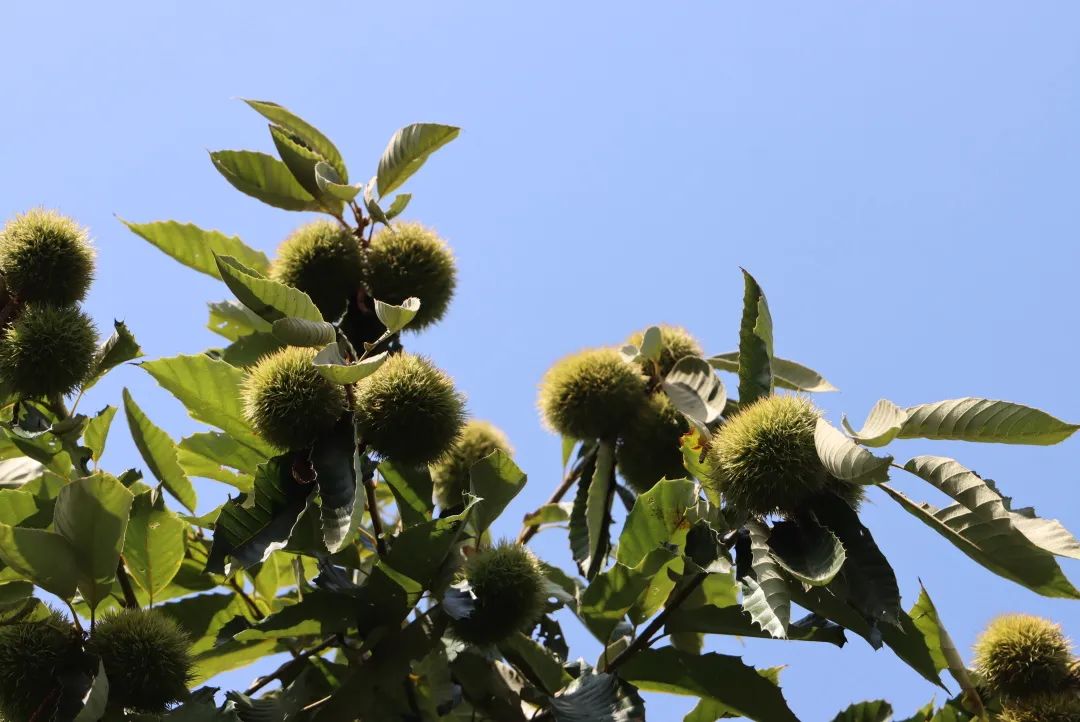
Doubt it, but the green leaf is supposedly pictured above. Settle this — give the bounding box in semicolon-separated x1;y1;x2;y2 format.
898;397;1079;445
831;700;894;722
909;583;982;713
767;517;846;586
499;632;572;695
121;219;269;279
736;269;774;405
313;415;357;553
123;388;197;512
882;462;1080;598
812;493;901;626
206;457;316;573
270;124;341;209
219;332;285;368
663;357;726;425
617;478;697;567
385;193;412;220
215;254;323;324
379;460;433;528
271;317;336;347
376;123;460;197
243;99;348;181
708;352;837;393
522;502;572;528
235;589;356;642
373;297;421;333
312;343;387;384
469;450;527;534
620;648;799;722
315;161;361;201
70;658;109;722
666;603;848;646
53;473;134;609
815;418;893;484
179;431;265;477
363;176;391;227
142;354;273;457
842;399;906;447
740;520;790;638
550;670;646;722
580;547;677;642
84;320;143;390
122;490;185;605
210;150;321;211
583;440;616;579
208;300;273;342
0;524;80;598
83;405;117;463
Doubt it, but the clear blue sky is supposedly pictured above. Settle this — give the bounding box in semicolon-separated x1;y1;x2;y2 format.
3;2;1079;719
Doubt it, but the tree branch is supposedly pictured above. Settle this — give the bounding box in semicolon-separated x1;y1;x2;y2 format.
517;446;597;545
245;635;340;695
116;558;139;608
363;466;388;558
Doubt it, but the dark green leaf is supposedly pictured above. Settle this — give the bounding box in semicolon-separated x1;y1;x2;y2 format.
708;352;837;393
379;460;433;527
830;700;894;722
768;517;846;586
550;670;646;722
312;415;357;553
740;520;790;638
582;441;616;579
736;269;774;405
243;99;348;181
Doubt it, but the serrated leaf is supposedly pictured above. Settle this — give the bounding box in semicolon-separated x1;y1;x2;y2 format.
208;300;273;342
663;356;726;425
620;648;799;722
469;450;526;534
313;415;357;553
740;520;790;638
550;670;646;722
210;150;321;211
53;473;134;609
270;317;336;347
312;343;387;384
617;478;697;567
243;99;347;180
666;604;847;646
123;490;185;605
270;124;340;209
842;399;906;447
84;320;143;390
708;352;837;393
815;418;893;484
206;457;316;573
569;450;599;570
215;254;323;324
909;583;982;713
83;405;117;462
736;269;774;405
580;546;677;642
883;463;1080;598
373;296;420;333
830;700;894;722
377;123;460;197
768;517;846;586
898;397;1078;445
123;388;197;512
583;441;616;579
122;218;269;279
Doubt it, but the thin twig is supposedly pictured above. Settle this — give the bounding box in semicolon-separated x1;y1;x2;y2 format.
364;469;388;558
229;578;265;621
517;447;596;545
602;571;708;673
245;635;340;695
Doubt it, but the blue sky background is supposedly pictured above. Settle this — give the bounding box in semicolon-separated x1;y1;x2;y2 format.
3;2;1080;719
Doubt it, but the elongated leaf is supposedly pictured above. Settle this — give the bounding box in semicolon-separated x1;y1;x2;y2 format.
583;441;616;578
663;357;726;425
206;457;316;573
522;503;572;528
709;352;837;393
83;405;117;462
580;547;677;642
550;670;646;722
313;415;357;553
621;648;798;722
666;603;847;646
312;343;387;384
69;658;109;722
179;431;265;477
831;700;894;722
208;300;273;342
883;477;1080;598
617;478;697;567
736;269;774;404
569;451;598;569
812;493;900;626
122;219;269;279
842;399;906;447
768;517;846;586
499;632;572;695
385;193;412;220
469;450;526;534
270;124;339;207
0;524;80;598
270;317;336;347
376;123;460;197
84;320;143;390
379;460;433;527
741;520;790;638
220;332;284;368
142;354;272;456
123;490;185;604
210;150;321;211
815;418;892;484
53;473;134;609
123;388;197;512
910;584;982;713
899;397;1078;445
374;297;420;333
216;254;323;324
244;99;347;181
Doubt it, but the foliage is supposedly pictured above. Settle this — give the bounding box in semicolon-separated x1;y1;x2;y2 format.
0;98;1075;721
